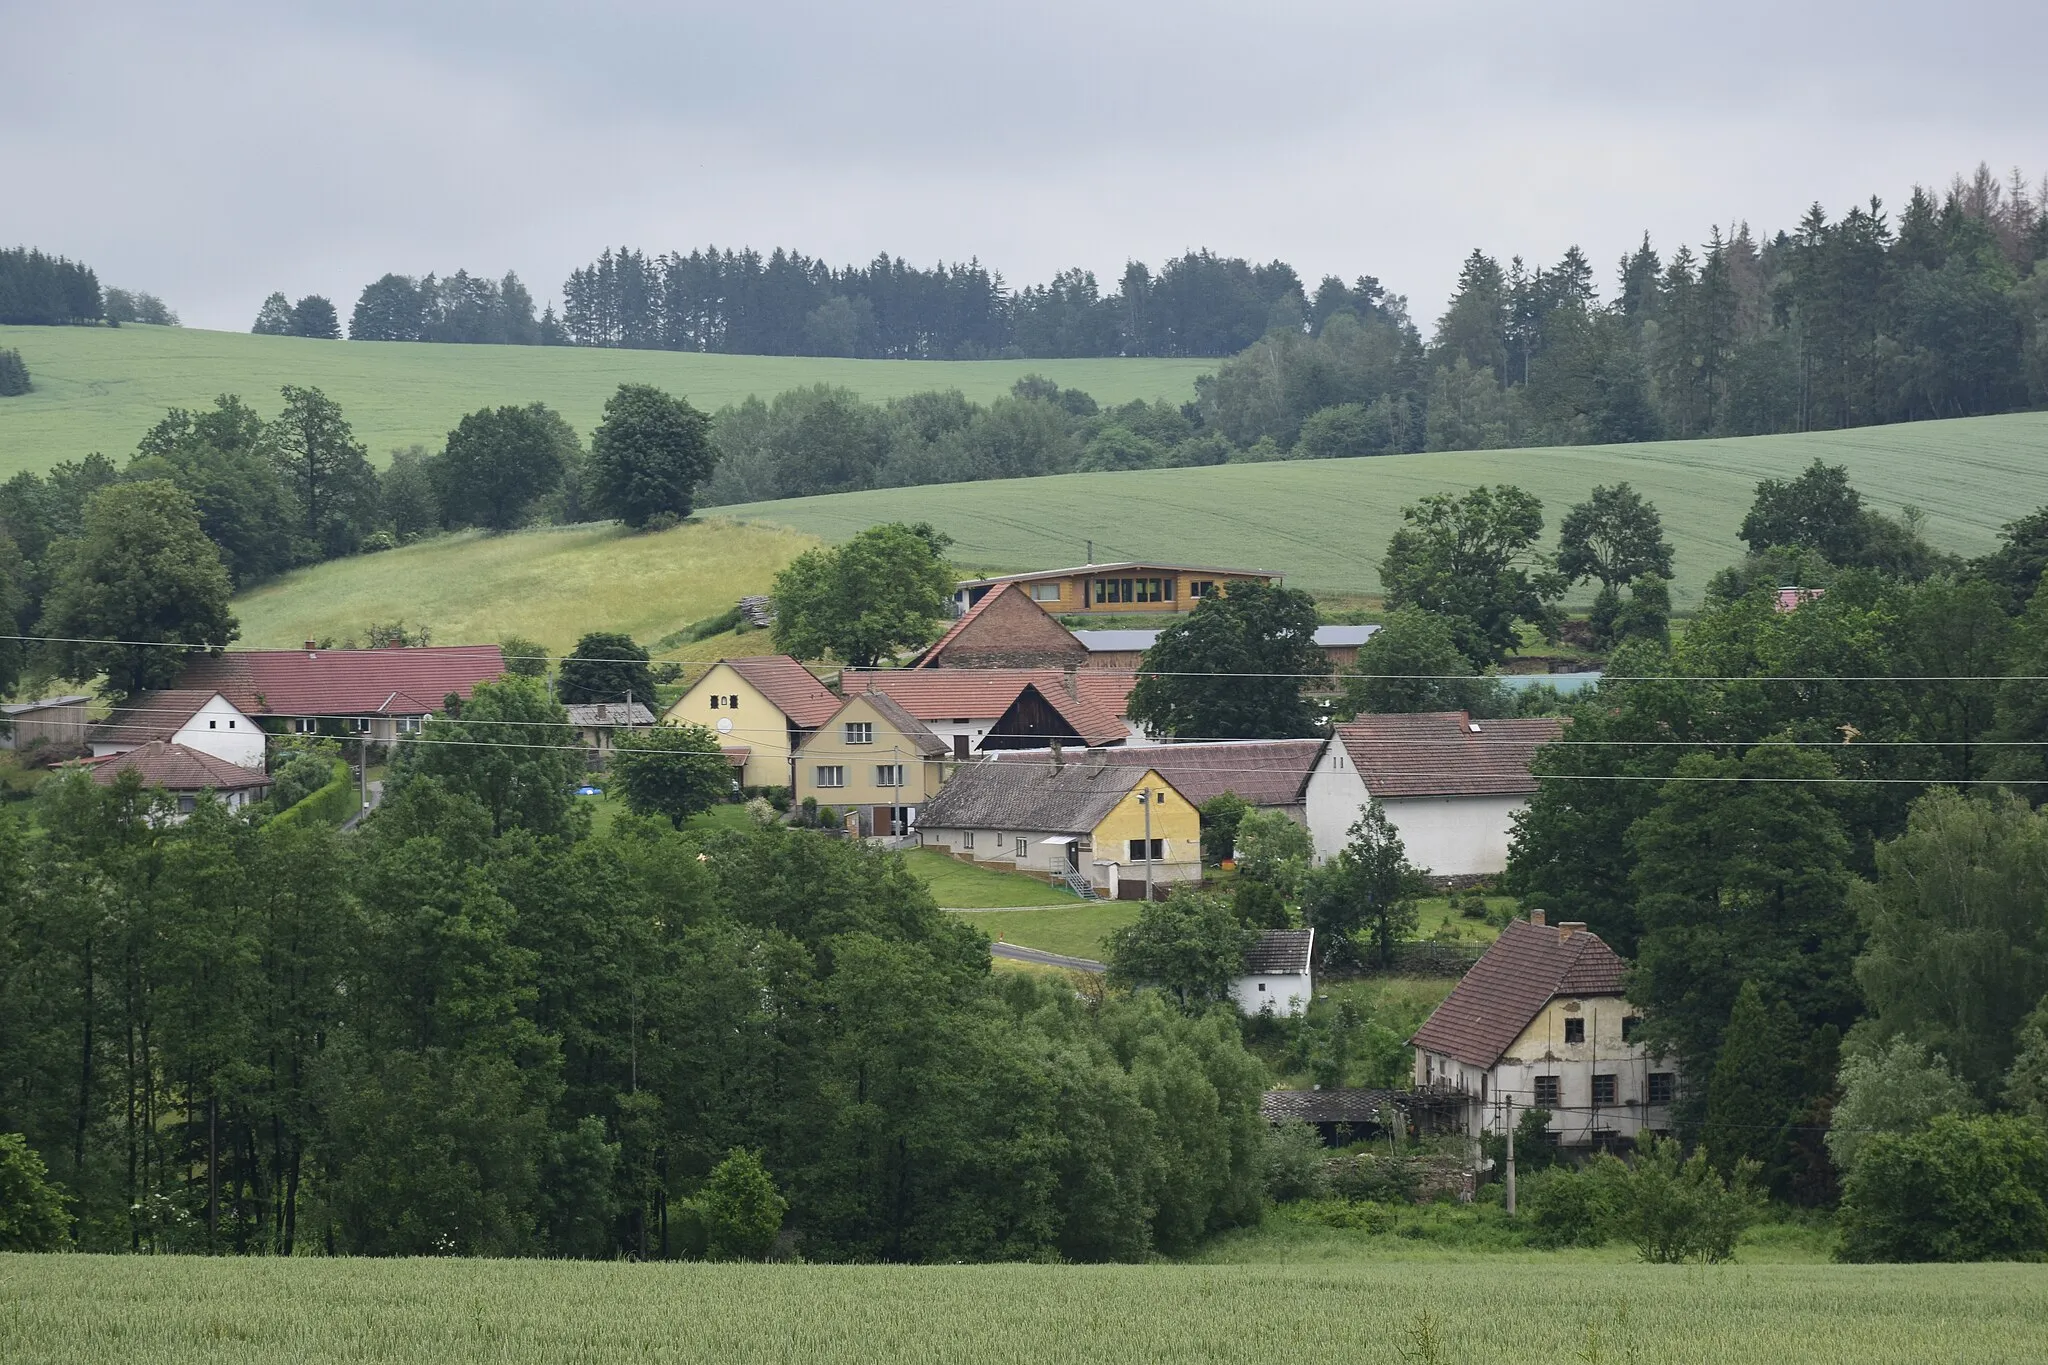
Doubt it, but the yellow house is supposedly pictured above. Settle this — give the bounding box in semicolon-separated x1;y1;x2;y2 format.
663;655;841;791
951;561;1284;618
795;693;952;837
915;751;1201;898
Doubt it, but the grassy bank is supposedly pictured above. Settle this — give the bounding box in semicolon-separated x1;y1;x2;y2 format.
3;1253;2042;1364
952;902;1140;959
903;848;1081;908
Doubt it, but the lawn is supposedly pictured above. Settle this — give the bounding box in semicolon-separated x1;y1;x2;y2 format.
953;902;1140;960
577;795;758;838
1412;894;1512;945
231;516;814;656
0;324;1213;477
716;410;2048;607
900;848;1081;908
4;1254;2044;1364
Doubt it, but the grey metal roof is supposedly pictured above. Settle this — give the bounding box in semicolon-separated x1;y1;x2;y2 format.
917;753;1158;834
1244;928;1314;975
2;695;89;715
564;703;656;728
1073;625;1378;653
1313;624;1379;647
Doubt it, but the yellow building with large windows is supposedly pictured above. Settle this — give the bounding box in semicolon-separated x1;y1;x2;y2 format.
950;561;1282;617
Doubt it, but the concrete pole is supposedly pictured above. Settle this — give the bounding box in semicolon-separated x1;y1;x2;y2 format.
1504;1094;1517;1216
1142;790;1153;903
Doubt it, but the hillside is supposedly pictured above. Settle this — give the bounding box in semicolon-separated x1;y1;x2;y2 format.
715;413;2048;608
232;518;815;655
0;324;1214;477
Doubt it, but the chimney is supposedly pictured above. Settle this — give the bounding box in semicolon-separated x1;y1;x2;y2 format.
1528;909;1546;927
1062;665;1079;701
1050;740;1064;771
304;639;317;652
1558;921;1586;943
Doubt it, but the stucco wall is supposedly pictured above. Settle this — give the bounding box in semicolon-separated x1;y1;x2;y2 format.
664;663;797;789
174;695;267;768
1231;972;1312;1017
795;696;946;809
1303;743;1526;876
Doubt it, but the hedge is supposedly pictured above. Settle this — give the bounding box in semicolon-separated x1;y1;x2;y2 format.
269;760;357;829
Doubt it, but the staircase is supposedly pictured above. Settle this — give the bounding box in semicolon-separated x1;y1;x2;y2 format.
1059;872;1101;901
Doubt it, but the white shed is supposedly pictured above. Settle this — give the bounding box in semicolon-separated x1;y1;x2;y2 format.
1232;928;1314;1017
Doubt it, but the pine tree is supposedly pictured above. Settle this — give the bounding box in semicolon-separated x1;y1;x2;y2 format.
1702;981;1805;1191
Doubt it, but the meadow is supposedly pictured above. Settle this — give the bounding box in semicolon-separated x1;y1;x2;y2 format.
717;411;2048;607
0;325;1213;477
230;517;816;657
903;847;1083;908
3;1254;2043;1364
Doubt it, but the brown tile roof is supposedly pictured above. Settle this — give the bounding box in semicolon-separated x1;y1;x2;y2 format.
86;741;270;792
843;668;1136;747
1260;1088;1405;1124
176;646;505;718
720;655;841;728
1245;928;1314;975
918;753;1178;835
90;690;225;747
995;739;1324;807
1333;712;1564;800
1408;919;1628;1069
813;691;951;758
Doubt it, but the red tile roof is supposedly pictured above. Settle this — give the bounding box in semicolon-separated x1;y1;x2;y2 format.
718;656;841;729
1333;712;1564;800
1409;919;1628;1069
87;741;270;792
815;691;951;758
843;667;1135;746
90;690;225;747
996;739;1324;807
176;646;505;718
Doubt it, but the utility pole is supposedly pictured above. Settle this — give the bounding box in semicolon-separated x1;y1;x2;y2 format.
1140;789;1153;902
358;734;368;814
1504;1094;1517;1216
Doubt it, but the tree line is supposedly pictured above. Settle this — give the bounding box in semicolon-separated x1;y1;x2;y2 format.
0;248;175;329
0;686;1272;1260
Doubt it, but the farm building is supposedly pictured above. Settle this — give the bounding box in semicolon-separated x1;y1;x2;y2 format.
1;695;91;750
664;655;841;789
169;644;507;747
1072;624;1379;675
1410;912;1674;1149
841;667;1143;754
990;739;1322;822
916;751;1199;898
911;582;1091;669
1232;928;1314;1017
564;701;655;760
951;561;1283;618
795;692;951;836
91;690;266;768
1303;711;1564;878
83;740;272;818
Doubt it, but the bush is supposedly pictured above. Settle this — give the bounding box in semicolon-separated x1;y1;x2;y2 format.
642;511;682;533
268;751;339;810
267;760;355;829
1614;1135;1763;1263
0;1133;70;1250
1264;1120;1331;1203
0;348;30;398
1521;1155;1626;1248
698;1148;787;1261
1837;1113;2048;1262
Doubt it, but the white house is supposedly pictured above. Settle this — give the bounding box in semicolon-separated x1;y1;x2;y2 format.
90;690;266;768
84;741;272;820
1303;711;1564;877
1409;912;1675;1149
1232;928;1314;1017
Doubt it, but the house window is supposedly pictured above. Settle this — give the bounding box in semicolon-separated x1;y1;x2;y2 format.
1563;1017;1586;1045
1533;1075;1561;1107
1127;838;1165;860
293;718;316;734
1161;579;1175;601
398;717;421;734
351;718;372;734
228;720;236;729
963;831;974;850
709;696;720;709
875;764;905;787
177;795;196;814
1592;1073;1617;1106
845;722;874;745
1622;1016;1641;1043
1647;1073;1675;1107
1094;577;1138;605
815;766;845;788
1015;837;1028;858
1030;582;1060;602
209;719;218;729
1189;580;1215;599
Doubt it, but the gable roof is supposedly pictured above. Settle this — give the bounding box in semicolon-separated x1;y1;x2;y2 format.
1332;711;1564;800
811;691;950;757
1408;919;1629;1069
843;668;1136;746
955;561;1284;589
86;741;270;792
996;739;1324;807
1244;928;1314;975
91;690;234;748
713;655;841;728
175;646;505;718
917;753;1178;834
564;702;656;728
1260;1088;1404;1124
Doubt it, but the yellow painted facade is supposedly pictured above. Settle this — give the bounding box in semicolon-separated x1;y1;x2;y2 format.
663;662;797;789
1090;771;1201;861
1498;994;1640;1068
795;696;948;811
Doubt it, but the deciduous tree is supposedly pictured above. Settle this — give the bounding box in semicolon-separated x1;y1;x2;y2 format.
771;522;952;667
1380;485;1561;666
587;384;716;529
1126;582;1327;739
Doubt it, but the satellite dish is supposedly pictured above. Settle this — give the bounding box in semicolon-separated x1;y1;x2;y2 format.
717;718;733;733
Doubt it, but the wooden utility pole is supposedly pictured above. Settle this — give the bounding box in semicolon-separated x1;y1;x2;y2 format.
1504;1094;1517;1216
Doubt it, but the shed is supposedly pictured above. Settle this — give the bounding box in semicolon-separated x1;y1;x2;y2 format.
1232;928;1314;1017
1;695;90;750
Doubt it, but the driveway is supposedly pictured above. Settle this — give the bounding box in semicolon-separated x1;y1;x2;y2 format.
988;942;1105;974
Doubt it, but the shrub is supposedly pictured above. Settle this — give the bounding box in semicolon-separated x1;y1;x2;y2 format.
0;348;30;397
1837;1113;2048;1262
0;1133;70;1250
1614;1134;1763;1263
1264;1120;1330;1203
698;1148;787;1261
268;751;338;810
1521;1154;1626;1248
642;511;682;534
1326;1152;1417;1203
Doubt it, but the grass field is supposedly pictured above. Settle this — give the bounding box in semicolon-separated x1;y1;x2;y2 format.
0;325;1214;477
717;411;2048;607
231;517;814;657
4;1254;2044;1364
902;848;1082;908
953;902;1140;959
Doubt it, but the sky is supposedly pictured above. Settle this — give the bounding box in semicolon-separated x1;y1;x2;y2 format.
5;0;2043;333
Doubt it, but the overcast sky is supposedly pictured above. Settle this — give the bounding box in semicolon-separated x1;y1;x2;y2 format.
6;0;2042;333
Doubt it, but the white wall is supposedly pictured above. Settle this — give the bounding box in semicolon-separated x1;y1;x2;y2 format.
1231;972;1311;1017
175;695;267;768
1303;744;1371;859
1302;743;1526;876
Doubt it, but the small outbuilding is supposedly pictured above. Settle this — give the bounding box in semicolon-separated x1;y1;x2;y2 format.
1;695;91;750
1232;928;1314;1017
565;701;655;760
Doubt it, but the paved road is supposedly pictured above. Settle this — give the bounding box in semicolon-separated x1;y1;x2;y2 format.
339;779;384;832
989;942;1106;974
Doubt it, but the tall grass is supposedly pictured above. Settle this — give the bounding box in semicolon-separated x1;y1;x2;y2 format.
2;1254;2042;1364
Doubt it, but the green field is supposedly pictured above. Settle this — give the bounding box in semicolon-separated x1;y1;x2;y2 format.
718;412;2048;607
954;902;1140;959
0;325;1213;477
231;517;815;657
903;848;1083;908
3;1254;2043;1364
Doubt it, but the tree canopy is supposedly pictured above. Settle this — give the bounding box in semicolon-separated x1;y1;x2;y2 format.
1126;582;1327;739
1380;484;1561;666
770;522;953;668
587;384;716;529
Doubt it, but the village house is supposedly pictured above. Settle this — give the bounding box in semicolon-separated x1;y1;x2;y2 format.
84;740;272;819
565;701;655;763
916;751;1199;898
91;690;267;767
1;695;91;751
1302;711;1564;878
1409;912;1674;1149
950;561;1283;618
664;655;842;790
912;582;1091;669
166;644;507;748
1232;928;1315;1017
1072;624;1379;676
990;738;1322;824
795;692;951;836
841;667;1144;755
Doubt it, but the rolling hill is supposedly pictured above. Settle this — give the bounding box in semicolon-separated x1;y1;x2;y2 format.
0;324;1214;477
713;412;2048;608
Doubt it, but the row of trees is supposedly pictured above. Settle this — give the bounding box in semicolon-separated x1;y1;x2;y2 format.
0;677;1272;1260
1;249;174;329
348;271;547;345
